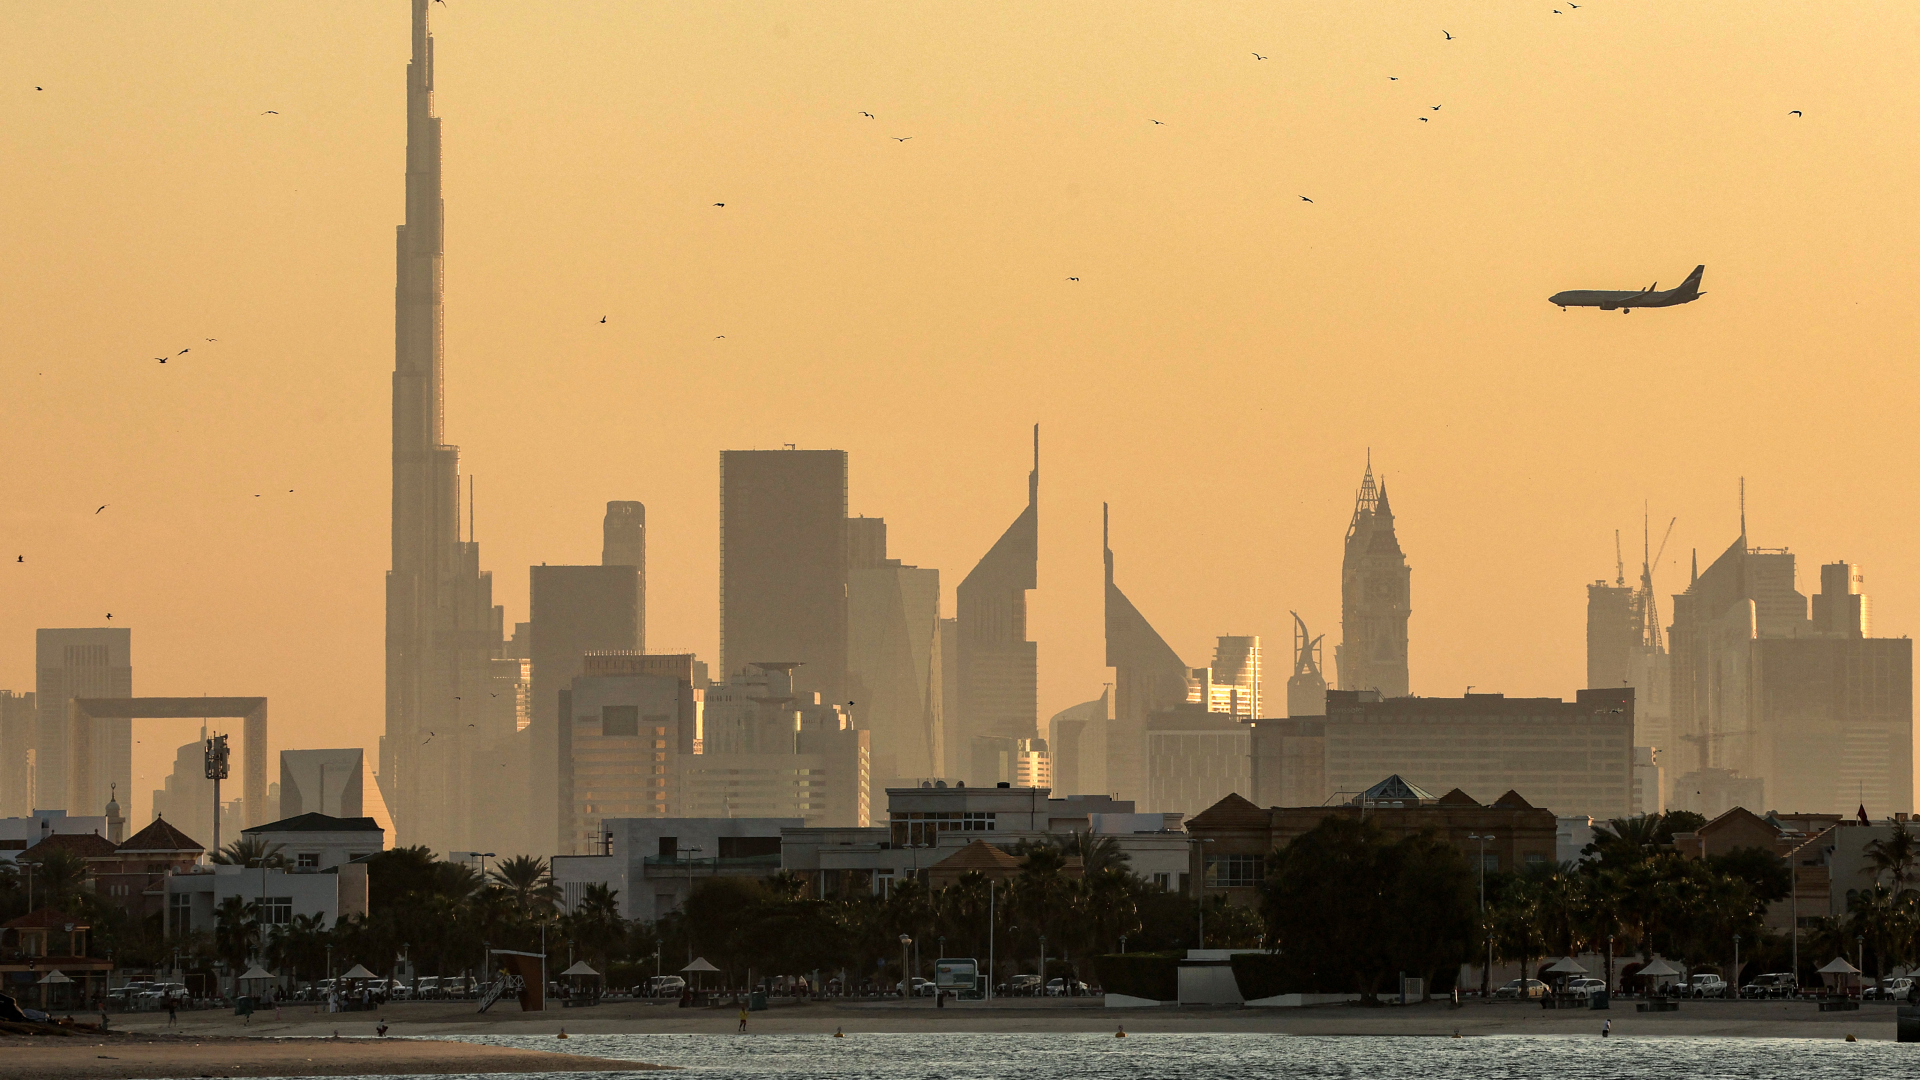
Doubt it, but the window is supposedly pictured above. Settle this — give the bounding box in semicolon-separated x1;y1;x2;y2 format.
889;811;996;847
259;896;293;925
602;705;640;737
1482;854;1499;872
1524;853;1547;866
1203;854;1266;888
1152;872;1172;891
168;892;192;935
297;853;320;868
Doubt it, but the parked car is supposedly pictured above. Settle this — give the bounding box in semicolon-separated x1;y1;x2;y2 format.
1866;977;1914;1001
1565;978;1607;1000
1687;974;1728;998
1741;973;1796;999
1046;978;1092;997
1000;974;1043;996
1493;978;1548;1000
643;975;687;998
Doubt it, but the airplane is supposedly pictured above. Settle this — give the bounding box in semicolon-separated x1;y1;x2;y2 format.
1549;264;1705;312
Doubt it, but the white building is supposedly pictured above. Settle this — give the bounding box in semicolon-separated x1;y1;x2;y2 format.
551;816;801;921
165;861;369;935
243;813;386;870
0;809;107;862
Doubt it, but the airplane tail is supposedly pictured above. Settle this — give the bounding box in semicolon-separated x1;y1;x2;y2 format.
1672;264;1705;299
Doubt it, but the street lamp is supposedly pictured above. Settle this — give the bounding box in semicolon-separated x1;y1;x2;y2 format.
683;846;705;965
1469;834;1495;999
899;934;913;1000
1186;837;1215;949
1039;934;1047;995
1119;934;1127;956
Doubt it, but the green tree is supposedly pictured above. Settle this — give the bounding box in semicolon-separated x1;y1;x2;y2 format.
214;895;258;970
488;855;562;919
1866;824;1920;892
211;836;288;868
18;846;91;911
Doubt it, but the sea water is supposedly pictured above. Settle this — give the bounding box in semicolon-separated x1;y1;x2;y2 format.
422;1031;1911;1079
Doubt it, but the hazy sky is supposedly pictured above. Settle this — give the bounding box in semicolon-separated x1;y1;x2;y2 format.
5;2;1917;823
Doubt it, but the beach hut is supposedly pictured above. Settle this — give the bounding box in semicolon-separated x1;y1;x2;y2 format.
1634;957;1681;995
560;961;603;1005
1817;956;1861;996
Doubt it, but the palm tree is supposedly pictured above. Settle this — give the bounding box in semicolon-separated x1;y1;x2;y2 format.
1061;832;1131;876
214;895;259;970
18;846;92;911
1866;823;1920;892
212;836;288;868
488;855;561;918
1587;815;1664;866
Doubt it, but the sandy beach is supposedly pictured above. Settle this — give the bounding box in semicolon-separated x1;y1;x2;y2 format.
79;994;1905;1042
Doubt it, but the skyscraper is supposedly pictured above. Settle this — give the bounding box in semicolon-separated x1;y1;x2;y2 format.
0;690;36;817
530;565;643;851
602;501;647;651
847;516;944;782
382;0;506;854
1103;503;1190;806
1335;459;1411;698
36;627;132;814
951;430;1040;784
718;449;849;705
1207;637;1261;720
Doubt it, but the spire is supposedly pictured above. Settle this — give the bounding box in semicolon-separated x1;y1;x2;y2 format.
1348;455;1380;537
1738;476;1746;543
1691;548;1699;586
1029;423;1039;506
1102;501;1113;587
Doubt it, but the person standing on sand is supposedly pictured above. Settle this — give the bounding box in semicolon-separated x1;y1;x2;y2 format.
738;1005;749;1032
166;1001;177;1026
1602;1019;1611;1037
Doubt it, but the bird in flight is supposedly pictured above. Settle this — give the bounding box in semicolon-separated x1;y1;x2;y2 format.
860;111;875;119
178;348;190;355
892;136;912;142
1389;76;1399;81
715;335;726;339
1252;53;1267;60
1150;119;1164;125
205;337;216;342
713;202;725;207
1299;196;1313;203
1789;110;1803;116
599;316;607;323
155;357;168;363
36;86;43;91
1067;277;1080;281
1418;117;1429;122
15;556;21;563
261;110;278;115
105;613;113;620
1443;30;1453;40
95;505;107;514
1553;8;1563;13
1431;105;1442;111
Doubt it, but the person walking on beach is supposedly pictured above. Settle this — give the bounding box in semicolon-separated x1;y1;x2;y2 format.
166;1001;177;1026
1602;1019;1611;1038
738;1005;749;1032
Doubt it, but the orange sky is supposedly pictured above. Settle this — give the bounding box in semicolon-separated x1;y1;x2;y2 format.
5;2;1918;824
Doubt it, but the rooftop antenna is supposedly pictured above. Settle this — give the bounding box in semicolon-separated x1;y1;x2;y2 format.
469;475;475;545
1614;529;1625;587
1739;477;1747;543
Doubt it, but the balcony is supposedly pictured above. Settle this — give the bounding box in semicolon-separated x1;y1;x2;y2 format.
642;853;781;874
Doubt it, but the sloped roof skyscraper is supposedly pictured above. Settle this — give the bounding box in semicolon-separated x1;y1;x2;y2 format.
949;428;1039;784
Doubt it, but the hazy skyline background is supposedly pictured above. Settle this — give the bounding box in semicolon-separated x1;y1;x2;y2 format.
5;2;1916;824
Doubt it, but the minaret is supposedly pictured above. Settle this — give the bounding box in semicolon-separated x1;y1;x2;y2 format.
1334;457;1411;698
384;0;502;853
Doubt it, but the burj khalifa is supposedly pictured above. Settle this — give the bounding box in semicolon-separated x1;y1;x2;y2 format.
383;0;504;853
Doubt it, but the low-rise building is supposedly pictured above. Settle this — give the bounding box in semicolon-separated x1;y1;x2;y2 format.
1184;777;1559;905
0;810;108;862
243;813;386;870
164;861;369;936
551;816;801;921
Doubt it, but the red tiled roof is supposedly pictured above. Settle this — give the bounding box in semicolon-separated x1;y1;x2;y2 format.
1185;792;1270;829
25;832;120;859
119;816;205;853
4;907;87;931
928;840;1022;873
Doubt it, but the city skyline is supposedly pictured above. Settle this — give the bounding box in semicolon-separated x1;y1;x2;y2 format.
7;3;1920;826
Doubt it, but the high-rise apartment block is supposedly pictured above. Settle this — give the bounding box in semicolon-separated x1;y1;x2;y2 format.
1206;637;1261;720
602;501;647;646
1321;688;1636;821
719;449;849;710
1668;535;1913;817
564;653;702;853
681;663;869;826
0;690;34;817
1335;461;1411;698
37;627;132;815
847;516;944;783
949;431;1040;786
530;564;643;850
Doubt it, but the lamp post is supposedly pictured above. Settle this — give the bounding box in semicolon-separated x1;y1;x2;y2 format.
1469;833;1495;999
987;880;996;1003
683;846;704;965
1039;934;1047;995
1119;934;1127;955
1789;861;1799;991
898;934;912;1000
1185;837;1215;949
1733;934;1741;999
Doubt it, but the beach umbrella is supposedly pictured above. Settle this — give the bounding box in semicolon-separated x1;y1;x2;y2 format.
560;961;601;977
681;957;720;972
1636;958;1681;978
1545;957;1588;976
339;964;378;981
239;965;274;982
1818;957;1862;974
37;970;72;985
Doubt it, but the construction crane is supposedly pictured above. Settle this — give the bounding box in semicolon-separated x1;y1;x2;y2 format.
1640;510;1677;650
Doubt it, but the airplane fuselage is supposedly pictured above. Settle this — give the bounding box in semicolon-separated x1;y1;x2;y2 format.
1550;265;1705;311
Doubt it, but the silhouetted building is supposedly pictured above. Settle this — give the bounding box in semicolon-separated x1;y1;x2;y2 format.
1668;534;1913;817
719;449;849;710
0;691;33;817
1248;717;1327;807
279;749;393;835
684;663;869;826
1146;708;1249;821
564;653;702;852
383;0;507;855
602;501;647;650
1322;687;1636;820
950;430;1040;784
530;564;643;851
1207;637;1261;720
1335;460;1411;698
1587;578;1636;690
36;628;132;816
847;516;944;782
1103;503;1188;807
1285;613;1327;717
1046;690;1110;799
